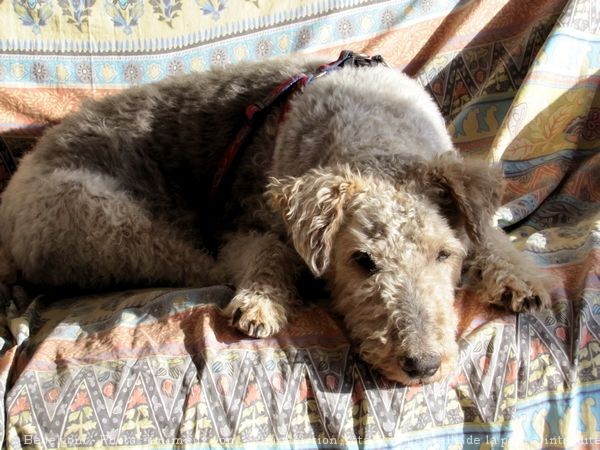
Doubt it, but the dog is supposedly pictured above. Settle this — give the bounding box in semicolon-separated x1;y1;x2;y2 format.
0;54;550;384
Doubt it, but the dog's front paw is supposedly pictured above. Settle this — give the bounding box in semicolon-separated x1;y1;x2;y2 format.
481;270;551;313
224;289;289;338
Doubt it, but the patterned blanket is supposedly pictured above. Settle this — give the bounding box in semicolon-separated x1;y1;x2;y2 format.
0;0;598;448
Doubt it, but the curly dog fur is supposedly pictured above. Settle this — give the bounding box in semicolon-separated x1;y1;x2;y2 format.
0;57;550;384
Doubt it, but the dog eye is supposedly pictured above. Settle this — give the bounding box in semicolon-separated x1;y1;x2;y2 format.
352;251;379;275
436;250;451;262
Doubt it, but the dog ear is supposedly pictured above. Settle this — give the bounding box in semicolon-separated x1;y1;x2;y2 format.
266;168;359;277
426;152;504;244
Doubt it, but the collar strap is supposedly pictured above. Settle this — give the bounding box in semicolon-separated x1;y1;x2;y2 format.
208;50;388;202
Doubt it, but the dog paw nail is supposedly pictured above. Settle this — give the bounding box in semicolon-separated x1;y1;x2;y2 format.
526;295;542;310
232;308;243;324
254;324;265;336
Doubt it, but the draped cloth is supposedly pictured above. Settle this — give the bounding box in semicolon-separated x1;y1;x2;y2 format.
0;0;598;448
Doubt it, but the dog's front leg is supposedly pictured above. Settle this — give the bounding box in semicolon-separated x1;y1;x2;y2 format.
465;227;551;313
217;231;303;338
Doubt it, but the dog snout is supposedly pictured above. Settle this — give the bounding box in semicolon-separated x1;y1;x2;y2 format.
400;354;441;379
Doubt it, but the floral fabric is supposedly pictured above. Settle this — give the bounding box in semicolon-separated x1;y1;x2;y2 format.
0;0;599;448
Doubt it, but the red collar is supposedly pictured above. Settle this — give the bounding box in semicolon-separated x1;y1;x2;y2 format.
208;50;389;203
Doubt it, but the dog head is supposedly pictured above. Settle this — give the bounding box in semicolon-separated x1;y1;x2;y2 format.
267;154;503;384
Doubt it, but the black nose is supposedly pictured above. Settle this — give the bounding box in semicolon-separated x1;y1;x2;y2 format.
401;354;441;378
